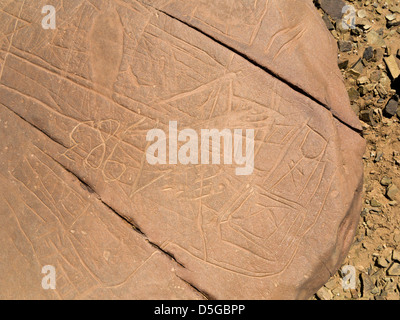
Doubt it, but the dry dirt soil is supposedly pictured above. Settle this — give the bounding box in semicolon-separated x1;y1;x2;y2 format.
313;0;400;300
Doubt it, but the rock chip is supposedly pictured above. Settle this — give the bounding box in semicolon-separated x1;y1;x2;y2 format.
387;263;400;276
384;55;400;79
360;273;375;297
367;30;386;47
392;250;400;262
319;0;346;20
316;286;333;300
386;14;397;21
370;199;382;207
370;70;382;82
338;59;349;69
383;96;399;117
388;18;400;28
380;176;392;186
387;184;399;201
363;46;374;61
348;87;360;101
357;76;370;85
322;14;335;30
358;10;367;19
338;40;353;52
377;257;390;268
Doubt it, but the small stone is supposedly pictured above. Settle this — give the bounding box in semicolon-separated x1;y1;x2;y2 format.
365;83;374;92
367;30;386;47
379;74;391;87
359;110;373;124
387;263;400;276
350;104;360;115
384;55;400;79
348;87;360;101
351;59;364;74
392;250;400;262
377;257;390;268
386;184;399;201
370;199;381;207
322;14;335;30
319;0;346;20
360;273;375;297
376;84;388;98
316;286;333;300
358;10;367;19
357;76;369;85
370;70;382;82
363;23;372;30
388;18;400;28
338;40;352;52
380;176;392;186
374;151;383;162
363;46;374;61
386;14;397;21
336;20;350;34
338;59;349;70
324;279;338;290
348;69;361;78
364;24;372;31
371;287;380;295
383;96;399;117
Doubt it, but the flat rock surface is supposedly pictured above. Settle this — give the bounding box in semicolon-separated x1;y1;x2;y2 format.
142;0;361;131
0;0;364;299
319;0;346;20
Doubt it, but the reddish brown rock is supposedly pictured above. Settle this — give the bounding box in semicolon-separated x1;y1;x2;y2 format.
318;0;346;20
0;0;365;299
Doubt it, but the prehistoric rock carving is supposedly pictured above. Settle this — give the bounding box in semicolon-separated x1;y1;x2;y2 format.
0;0;365;299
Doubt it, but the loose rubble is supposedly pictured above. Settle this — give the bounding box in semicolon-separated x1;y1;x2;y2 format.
313;0;400;300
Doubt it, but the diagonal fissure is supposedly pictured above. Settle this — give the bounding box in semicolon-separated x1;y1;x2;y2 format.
176;275;214;300
3;103;210;297
139;3;362;135
45;150;188;269
1;103;69;149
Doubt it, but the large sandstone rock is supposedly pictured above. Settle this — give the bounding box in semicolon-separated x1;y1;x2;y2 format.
0;0;365;299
